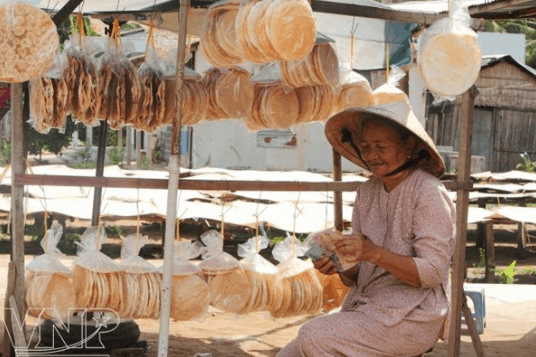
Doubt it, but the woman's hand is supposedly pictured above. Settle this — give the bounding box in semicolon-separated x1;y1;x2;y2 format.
333;234;374;265
313;257;338;276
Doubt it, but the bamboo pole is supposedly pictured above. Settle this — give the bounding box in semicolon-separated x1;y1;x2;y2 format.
448;85;479;357
157;0;189;355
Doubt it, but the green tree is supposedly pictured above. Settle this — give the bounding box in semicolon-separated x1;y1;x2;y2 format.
27;118;80;162
484;19;536;68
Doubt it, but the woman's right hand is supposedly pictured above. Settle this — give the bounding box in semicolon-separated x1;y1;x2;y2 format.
313;257;338;276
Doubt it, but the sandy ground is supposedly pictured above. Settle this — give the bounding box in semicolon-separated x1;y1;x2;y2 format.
1;254;536;357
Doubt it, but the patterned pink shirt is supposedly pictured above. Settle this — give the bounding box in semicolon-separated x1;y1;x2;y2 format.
341;168;456;327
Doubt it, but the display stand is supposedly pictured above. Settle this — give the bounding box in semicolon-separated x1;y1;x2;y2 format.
4;1;502;357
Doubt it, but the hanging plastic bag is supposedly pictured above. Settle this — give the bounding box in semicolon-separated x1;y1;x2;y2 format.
373;65;408;105
64;16;103;127
281;35;340;88
0;0;58;83
238;234;283;314
198;230;252;314
72;226;123;311
29;52;70;134
25;222;75;320
166;240;210;321
98;18;141;131
270;236;323;318
200;0;245;68
418;0;481;99
335;64;375;113
119;234;161;319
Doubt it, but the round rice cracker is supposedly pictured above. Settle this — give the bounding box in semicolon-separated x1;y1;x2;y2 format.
271;276;294;318
266;275;284;313
42;274;76;320
262;84;299;129
266;0;316;61
313;44;340;88
337;82;375;112
216;10;244;59
208;267;251;314
419;32;481;97
236;1;265;64
295;86;315;124
247;0;274;61
152;273;163;319
0;3;58;82
215;68;253;118
170;274;210;321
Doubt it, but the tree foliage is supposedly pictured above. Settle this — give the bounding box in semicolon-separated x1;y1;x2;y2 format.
484;19;536;68
27;118;80;158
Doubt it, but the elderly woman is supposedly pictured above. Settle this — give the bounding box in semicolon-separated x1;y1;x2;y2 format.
277;101;456;357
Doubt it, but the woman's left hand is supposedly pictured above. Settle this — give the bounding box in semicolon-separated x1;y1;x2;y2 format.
333;234;372;264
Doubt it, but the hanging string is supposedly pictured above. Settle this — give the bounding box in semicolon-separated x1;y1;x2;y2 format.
350;19;358;69
386;43;390;81
145;18;156;57
292;183;304;258
76;12;85;47
254;181;267;254
220;180;232;237
111;17;121;50
448;0;452;17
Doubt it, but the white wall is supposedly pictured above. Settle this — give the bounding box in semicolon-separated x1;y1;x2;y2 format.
478;32;526;64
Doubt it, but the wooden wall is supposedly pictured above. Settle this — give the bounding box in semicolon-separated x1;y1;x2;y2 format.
475;61;536;111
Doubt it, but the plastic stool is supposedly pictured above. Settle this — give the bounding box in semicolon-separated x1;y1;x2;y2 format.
464;287;486;334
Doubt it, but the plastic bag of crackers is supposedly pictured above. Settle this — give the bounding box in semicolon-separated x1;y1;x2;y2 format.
238;233;284;314
119;234;162;319
198;230;252;314
29;52;70;134
25;222;76;320
0;0;58;82
166;240;210;321
97;18;141;130
271;235;323;318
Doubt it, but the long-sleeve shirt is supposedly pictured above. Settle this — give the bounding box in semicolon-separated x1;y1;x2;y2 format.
341;168;456;327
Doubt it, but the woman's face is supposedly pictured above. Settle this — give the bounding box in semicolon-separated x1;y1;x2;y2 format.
358;122;410;177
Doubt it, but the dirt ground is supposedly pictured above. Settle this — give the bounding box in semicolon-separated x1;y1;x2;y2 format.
1;217;536;356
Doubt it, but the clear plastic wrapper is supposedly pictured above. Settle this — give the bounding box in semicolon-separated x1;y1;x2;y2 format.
281;36;340;88
335;64;375;113
373;65;408;105
98;18;141;131
235;0;316;63
72;226;123;310
0;0;58;83
271;236;323;318
198;230;252;314
29;52;71;134
418;0;481;99
168;240;210;321
64;33;102;126
238;235;283;313
200;0;245;68
25;222;76;320
119;234;161;319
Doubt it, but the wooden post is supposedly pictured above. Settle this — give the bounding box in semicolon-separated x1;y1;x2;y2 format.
333;149;343;232
448;86;480;357
517;223;527;250
3;262;17;357
462;295;486;357
8;83;25;356
136;130;142;169
485;221;495;283
118;126;123;151
91;121;108;226
126;127;132;165
475;202;486;248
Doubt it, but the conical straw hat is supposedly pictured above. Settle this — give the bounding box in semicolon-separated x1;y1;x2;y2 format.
325;99;445;178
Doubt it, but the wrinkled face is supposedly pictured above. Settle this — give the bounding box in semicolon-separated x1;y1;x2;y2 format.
358;122;410;177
